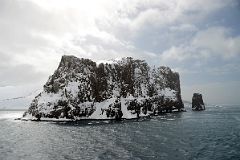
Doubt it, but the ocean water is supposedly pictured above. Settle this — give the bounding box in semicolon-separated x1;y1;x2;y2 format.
0;105;240;160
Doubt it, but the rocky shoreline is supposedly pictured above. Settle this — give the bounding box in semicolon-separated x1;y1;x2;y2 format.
17;109;185;122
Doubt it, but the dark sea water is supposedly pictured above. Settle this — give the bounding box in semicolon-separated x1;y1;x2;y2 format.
0;105;240;160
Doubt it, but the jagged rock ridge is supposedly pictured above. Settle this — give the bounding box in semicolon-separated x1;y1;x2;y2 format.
24;55;184;120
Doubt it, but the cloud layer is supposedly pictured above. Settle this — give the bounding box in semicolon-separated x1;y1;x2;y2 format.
0;0;240;107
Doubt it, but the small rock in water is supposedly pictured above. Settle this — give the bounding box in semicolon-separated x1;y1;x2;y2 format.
192;93;205;111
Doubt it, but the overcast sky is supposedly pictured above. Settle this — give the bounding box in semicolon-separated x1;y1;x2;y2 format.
0;0;240;108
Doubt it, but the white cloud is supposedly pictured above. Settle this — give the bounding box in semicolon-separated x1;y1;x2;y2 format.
160;26;240;63
61;32;156;62
161;46;193;62
0;0;239;107
192;27;240;58
170;24;198;32
0;0;234;70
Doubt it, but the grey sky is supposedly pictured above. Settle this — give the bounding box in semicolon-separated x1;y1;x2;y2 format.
0;0;240;108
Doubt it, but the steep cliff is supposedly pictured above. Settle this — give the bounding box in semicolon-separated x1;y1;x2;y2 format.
23;55;184;120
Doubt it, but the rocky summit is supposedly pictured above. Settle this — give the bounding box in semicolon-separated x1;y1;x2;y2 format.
23;55;184;120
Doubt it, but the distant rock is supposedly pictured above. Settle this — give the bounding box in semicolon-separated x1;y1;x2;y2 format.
23;55;184;120
192;93;205;111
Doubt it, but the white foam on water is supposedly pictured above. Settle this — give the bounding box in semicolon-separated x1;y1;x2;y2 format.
167;119;175;121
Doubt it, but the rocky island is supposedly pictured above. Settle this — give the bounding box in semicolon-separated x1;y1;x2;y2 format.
23;55;184;121
192;93;205;111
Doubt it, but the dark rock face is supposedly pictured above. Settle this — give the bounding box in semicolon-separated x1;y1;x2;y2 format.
24;55;184;119
192;93;205;111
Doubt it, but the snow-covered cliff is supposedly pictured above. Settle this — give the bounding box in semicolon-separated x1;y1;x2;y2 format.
23;55;184;120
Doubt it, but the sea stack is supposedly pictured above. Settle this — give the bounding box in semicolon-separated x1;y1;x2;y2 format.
192;93;205;111
23;55;184;120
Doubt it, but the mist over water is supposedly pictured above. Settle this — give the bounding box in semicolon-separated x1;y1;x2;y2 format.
0;105;239;160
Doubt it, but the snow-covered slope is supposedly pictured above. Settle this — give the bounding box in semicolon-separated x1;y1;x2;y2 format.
23;55;184;120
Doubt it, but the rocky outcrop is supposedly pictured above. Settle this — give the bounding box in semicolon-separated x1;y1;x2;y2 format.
192;93;205;111
23;55;184;120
